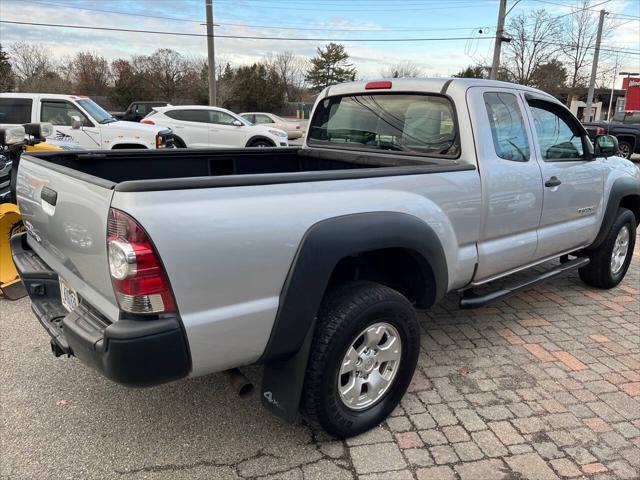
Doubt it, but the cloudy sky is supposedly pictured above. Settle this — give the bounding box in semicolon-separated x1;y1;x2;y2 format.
0;0;638;87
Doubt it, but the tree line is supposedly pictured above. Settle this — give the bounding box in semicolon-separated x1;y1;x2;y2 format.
0;42;358;112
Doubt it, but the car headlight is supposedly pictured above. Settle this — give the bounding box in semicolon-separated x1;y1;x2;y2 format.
268;129;287;139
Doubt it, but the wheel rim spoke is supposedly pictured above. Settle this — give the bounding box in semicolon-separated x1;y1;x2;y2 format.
337;321;403;411
611;226;630;274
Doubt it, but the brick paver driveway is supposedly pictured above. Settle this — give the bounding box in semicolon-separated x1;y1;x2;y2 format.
1;240;638;480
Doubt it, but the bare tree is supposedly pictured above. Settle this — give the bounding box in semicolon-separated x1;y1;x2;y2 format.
380;62;423;78
267;51;308;102
9;42;54;81
134;48;189;100
502;10;561;86
70;51;110;96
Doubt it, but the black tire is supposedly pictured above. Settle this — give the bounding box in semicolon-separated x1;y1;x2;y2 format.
617;141;632;159
173;137;186;148
579;208;636;289
249;140;273;148
302;281;420;438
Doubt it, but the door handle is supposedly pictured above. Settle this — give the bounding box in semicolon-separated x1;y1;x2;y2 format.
41;186;58;206
545;176;562;188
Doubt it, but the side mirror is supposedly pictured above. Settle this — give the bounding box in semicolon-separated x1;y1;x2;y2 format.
71;116;82;130
594;134;618;158
232;120;243;127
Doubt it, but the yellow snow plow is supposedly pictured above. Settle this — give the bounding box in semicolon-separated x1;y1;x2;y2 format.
1;123;63;299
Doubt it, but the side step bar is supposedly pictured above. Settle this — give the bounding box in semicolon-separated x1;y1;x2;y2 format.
460;257;590;309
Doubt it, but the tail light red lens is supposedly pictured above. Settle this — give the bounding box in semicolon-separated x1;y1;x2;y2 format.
107;208;176;314
365;81;392;90
596;127;605;135
141;119;155;125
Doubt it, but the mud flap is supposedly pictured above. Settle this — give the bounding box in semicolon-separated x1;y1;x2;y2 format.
261;319;316;423
0;203;27;300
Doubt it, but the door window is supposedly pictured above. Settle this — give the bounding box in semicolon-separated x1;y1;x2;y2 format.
0;98;32;123
41;101;91;127
528;101;585;161
253;114;274;124
166;109;209;123
483;92;530;161
208;111;238;125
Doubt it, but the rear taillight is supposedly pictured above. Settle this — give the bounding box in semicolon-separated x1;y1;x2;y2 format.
365;81;392;90
107;208;176;314
596;127;605;135
141;119;155;125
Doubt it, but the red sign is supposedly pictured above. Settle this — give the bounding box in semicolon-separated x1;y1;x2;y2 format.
622;77;640;111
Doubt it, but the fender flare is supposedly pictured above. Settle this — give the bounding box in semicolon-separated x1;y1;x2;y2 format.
587;176;640;251
245;135;276;147
261;211;448;362
259;212;448;422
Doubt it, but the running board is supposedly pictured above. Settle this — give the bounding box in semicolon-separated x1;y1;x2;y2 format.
460;257;590;309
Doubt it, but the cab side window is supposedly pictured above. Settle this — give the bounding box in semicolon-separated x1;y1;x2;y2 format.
483;92;530;161
209;111;237;125
528;101;585;161
41;101;91;127
254;114;274;124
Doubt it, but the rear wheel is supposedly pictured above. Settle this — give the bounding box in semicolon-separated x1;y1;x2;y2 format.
617;141;632;159
173;137;186;148
302;282;420;437
249;139;273;148
579;208;636;288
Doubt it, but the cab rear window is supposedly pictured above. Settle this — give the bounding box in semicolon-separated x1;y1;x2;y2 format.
308;93;459;159
0;98;32;124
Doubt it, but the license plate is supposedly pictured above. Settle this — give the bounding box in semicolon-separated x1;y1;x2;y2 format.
59;277;79;312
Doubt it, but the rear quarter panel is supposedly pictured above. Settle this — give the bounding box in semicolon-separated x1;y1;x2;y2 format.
111;169;481;376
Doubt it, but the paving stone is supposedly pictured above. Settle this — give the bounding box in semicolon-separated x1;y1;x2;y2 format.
454;441;485;461
477;405;514;421
410;412;436;430
427;404;458;427
455;459;510;480
404;448;434;467
386;416;412;432
606;460;638;480
442;425;470;443
418;429;447;446
456;408;487;431
488;421;525;445
417;390;442;405
545;413;581;429
319;442;345;459
302;460;352;480
512;416;545;434
505;452;561;480
360;470;413;480
565;446;597;465
582;462;608;474
549;458;582;478
599;392;640;421
472;430;508;457
546;430;575;448
346;426;393;446
394;432;423;449
509;444;534;454
349;443;406;474
416;465;455;480
533;441;565;460
429;445;459;465
507;402;535;418
583;417;612;433
614;422;640;439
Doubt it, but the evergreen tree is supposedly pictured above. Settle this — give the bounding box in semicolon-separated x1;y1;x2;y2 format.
306;43;356;91
0;44;15;92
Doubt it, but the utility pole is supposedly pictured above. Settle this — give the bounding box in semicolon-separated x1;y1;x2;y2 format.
584;9;607;122
490;0;507;80
205;0;216;106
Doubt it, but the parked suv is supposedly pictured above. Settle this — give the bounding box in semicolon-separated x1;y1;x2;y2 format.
0;93;173;150
143;105;289;148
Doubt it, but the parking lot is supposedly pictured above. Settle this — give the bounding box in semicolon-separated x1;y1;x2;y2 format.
1;240;637;480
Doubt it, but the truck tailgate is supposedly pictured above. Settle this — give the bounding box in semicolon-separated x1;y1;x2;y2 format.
16;157;119;321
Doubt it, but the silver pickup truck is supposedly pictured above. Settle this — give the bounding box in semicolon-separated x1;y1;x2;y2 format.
11;78;640;437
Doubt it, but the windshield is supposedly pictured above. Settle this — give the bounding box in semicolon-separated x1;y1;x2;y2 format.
77;99;115;124
308;93;459;158
232;111;252;126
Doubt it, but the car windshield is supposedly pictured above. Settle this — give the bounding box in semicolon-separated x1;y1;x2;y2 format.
231;111;252;126
77;99;116;124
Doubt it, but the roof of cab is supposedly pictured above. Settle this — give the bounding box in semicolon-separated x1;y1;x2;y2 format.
0;93;92;100
322;77;557;102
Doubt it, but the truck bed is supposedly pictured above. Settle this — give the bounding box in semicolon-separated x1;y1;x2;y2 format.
24;147;470;192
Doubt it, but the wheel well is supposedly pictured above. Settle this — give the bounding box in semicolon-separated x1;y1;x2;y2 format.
172;135;186;148
620;195;640;225
111;143;147;149
246;136;275;147
616;135;635;147
327;247;436;308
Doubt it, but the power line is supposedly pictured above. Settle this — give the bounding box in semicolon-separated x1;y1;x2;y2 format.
0;20;497;42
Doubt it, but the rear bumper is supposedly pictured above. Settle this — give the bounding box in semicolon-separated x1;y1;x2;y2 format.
11;232;190;387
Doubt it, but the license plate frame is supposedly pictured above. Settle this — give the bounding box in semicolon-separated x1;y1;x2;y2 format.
59;277;79;312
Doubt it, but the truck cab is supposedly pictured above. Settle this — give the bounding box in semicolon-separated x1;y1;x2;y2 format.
0;93;173;150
